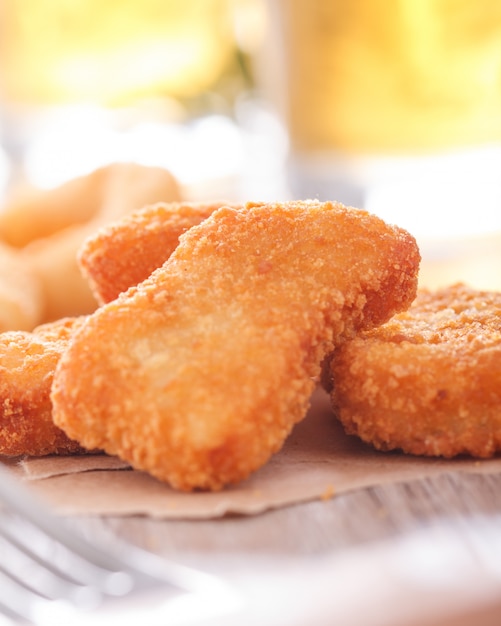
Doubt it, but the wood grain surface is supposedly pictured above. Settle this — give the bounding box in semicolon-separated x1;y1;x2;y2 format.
58;471;501;625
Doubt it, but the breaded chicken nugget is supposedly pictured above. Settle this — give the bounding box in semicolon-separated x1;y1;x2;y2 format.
52;201;420;491
325;283;501;458
0;316;88;456
78;201;240;305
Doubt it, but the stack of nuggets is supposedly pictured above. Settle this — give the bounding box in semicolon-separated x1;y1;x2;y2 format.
1;198;421;490
4;193;501;493
51;200;419;490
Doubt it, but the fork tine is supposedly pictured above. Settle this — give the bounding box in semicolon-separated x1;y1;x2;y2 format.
0;463;214;591
0;567;47;624
0;504;139;596
0;515;110;606
0;464;134;583
0;464;241;625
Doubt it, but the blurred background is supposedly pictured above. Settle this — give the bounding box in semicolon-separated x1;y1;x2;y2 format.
0;0;273;199
1;0;501;288
1;6;501;622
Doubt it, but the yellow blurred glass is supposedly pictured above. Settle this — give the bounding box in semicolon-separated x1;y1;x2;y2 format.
260;0;501;154
0;0;236;106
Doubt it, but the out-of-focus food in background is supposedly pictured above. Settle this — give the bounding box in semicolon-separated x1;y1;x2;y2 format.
0;0;261;332
1;0;501;301
0;241;43;331
0;162;181;330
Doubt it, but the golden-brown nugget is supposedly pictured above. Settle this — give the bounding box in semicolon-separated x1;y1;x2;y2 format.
0;316;88;456
79;201;240;305
52;201;420;491
325;283;501;458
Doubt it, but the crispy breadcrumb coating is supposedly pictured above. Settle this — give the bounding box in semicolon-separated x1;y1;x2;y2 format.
78;201;240;304
326;283;501;458
52;201;419;490
0;316;88;456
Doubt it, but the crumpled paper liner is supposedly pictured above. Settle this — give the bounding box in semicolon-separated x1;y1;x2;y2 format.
3;388;501;519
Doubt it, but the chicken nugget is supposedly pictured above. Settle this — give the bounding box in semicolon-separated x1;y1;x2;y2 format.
325;283;501;458
78;201;240;305
0;316;88;456
52;201;420;491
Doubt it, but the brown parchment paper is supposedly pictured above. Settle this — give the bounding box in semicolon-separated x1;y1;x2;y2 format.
3;388;501;519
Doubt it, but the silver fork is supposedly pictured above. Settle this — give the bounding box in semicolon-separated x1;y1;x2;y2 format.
0;464;241;625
